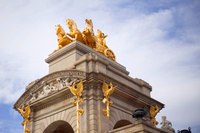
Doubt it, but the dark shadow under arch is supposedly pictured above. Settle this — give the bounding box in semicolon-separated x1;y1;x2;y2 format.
113;120;132;129
44;120;74;133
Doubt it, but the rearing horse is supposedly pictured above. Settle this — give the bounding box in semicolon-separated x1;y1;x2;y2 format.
55;24;72;48
66;19;85;44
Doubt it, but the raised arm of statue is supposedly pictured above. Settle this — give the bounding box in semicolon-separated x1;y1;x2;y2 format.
96;29;108;47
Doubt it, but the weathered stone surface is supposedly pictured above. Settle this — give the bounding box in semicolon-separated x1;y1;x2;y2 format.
14;42;164;133
109;120;168;133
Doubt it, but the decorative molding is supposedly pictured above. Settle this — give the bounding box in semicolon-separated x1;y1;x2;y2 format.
30;77;78;103
14;70;86;109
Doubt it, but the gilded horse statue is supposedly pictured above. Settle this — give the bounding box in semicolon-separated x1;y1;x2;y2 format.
66;19;85;44
55;18;116;61
55;24;72;49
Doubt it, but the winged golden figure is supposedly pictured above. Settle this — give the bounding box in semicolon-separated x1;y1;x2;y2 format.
102;82;116;118
17;104;31;133
150;105;160;126
67;80;83;97
150;105;159;118
102;82;116;99
18;104;31;124
67;80;84;133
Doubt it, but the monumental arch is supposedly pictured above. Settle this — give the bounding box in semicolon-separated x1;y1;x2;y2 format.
14;19;167;133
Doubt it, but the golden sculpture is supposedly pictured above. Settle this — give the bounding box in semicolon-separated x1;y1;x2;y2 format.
96;29;108;48
102;82;116;118
67;80;84;133
149;105;160;126
82;19;96;48
95;30;116;61
55;19;116;61
55;24;72;49
17;104;31;133
66;19;85;44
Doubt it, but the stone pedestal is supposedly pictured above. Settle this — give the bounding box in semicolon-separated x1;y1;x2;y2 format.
14;41;164;133
109;120;168;133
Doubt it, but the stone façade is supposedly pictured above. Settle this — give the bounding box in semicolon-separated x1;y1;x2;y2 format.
14;41;165;133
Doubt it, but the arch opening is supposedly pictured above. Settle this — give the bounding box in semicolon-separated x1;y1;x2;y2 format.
113;120;132;129
44;120;74;133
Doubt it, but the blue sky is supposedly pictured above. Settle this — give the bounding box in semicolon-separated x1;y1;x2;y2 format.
0;0;200;133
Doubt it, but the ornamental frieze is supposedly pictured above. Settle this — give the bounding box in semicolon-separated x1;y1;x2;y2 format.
15;70;86;107
30;77;79;102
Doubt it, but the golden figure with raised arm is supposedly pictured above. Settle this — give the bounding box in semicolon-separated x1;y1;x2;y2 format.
82;19;96;48
67;80;84;133
96;29;108;48
17;104;31;133
102;82;116;118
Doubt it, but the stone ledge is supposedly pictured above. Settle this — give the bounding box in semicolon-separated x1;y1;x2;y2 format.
109;120;168;133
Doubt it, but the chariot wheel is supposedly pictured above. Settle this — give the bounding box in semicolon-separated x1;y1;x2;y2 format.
104;48;115;61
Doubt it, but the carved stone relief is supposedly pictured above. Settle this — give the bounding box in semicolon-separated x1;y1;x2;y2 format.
30;77;79;102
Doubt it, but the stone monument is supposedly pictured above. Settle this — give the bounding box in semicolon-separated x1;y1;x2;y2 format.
14;19;168;133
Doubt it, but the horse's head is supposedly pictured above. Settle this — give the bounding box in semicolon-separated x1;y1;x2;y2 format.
55;24;65;35
55;24;61;34
66;19;77;31
66;19;72;26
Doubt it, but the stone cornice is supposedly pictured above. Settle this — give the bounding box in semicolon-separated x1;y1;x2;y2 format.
46;41;129;74
73;51;151;90
87;72;164;109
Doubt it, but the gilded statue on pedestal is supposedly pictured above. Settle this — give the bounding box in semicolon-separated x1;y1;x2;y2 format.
67;80;84;133
102;82;116;118
17;104;31;133
55;18;116;61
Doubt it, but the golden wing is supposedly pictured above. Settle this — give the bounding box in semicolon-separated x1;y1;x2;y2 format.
102;82;109;97
76;80;83;97
17;108;25;117
24;105;31;119
155;105;159;113
68;82;77;96
107;85;115;97
150;105;159;117
150;106;154;116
